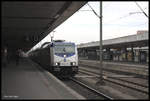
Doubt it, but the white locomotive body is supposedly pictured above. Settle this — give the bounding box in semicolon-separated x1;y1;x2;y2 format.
29;40;78;77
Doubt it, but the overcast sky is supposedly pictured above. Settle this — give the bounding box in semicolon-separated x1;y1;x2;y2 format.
31;1;148;51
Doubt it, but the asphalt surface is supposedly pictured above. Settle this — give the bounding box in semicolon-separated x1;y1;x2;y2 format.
1;58;85;99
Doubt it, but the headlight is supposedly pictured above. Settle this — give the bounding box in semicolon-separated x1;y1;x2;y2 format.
73;62;76;65
55;62;60;66
71;62;76;66
64;55;66;58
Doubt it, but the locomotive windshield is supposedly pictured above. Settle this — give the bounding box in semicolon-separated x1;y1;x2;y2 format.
54;44;75;54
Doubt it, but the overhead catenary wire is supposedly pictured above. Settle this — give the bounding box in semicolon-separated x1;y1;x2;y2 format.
87;3;100;19
135;2;148;18
133;22;148;26
104;11;147;25
103;13;133;24
104;22;148;27
103;2;148;24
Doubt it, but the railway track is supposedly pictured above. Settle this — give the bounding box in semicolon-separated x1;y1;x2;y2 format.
79;64;148;79
79;67;148;87
69;77;114;100
79;68;149;95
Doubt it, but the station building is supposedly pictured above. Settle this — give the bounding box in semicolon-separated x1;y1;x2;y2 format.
77;30;149;63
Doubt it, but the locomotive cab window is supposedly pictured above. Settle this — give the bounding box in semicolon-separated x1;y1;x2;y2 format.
54;44;75;54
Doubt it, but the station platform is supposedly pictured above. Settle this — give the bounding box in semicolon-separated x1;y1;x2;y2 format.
1;58;85;99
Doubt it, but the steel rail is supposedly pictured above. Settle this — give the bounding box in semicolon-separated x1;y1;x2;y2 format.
104;78;148;94
79;68;148;88
79;64;148;79
70;77;114;100
109;77;148;88
79;69;149;94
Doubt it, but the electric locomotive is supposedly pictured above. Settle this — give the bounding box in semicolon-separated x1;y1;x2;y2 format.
29;40;78;77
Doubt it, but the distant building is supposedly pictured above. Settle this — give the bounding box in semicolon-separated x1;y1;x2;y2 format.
77;30;148;63
137;30;148;34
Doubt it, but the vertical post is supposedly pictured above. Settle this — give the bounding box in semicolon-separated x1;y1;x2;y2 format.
96;1;105;85
50;31;55;42
49;33;52;42
131;46;134;62
100;1;103;84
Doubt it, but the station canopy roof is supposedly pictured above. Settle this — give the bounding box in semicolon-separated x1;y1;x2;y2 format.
1;1;87;52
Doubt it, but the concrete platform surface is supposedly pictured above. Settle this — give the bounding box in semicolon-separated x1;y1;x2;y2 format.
1;58;85;99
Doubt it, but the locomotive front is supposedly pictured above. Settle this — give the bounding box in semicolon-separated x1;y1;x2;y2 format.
52;42;78;77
